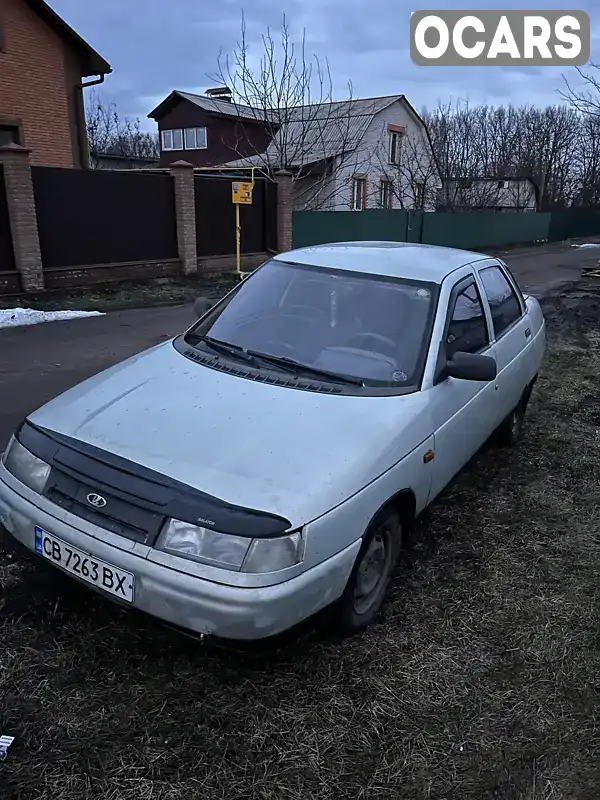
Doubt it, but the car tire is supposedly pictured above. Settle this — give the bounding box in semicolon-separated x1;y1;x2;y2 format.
496;386;532;447
330;508;403;636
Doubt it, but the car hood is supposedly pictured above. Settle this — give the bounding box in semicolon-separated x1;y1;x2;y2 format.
29;341;430;526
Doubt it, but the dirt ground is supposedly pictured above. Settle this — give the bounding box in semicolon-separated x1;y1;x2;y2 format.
1;248;600;799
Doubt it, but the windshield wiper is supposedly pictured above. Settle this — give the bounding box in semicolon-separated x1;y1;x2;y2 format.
187;334;257;365
247;350;364;386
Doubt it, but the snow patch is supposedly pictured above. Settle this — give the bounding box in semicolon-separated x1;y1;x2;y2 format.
571;243;600;249
0;307;104;329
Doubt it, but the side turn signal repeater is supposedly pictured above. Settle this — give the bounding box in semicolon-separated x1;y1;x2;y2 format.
423;450;435;464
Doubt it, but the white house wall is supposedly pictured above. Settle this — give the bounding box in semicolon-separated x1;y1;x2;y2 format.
327;99;441;212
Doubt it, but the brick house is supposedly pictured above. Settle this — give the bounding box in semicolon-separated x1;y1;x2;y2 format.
0;0;111;168
148;88;274;168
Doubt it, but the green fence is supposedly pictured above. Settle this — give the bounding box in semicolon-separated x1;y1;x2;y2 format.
293;208;600;251
421;211;552;250
292;210;410;248
547;209;600;242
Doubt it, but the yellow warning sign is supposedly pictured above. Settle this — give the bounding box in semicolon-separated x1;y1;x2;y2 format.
232;181;253;205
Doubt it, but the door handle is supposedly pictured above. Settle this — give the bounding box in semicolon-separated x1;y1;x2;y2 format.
525;328;531;339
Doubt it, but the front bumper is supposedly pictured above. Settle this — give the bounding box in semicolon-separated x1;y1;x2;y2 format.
0;470;360;640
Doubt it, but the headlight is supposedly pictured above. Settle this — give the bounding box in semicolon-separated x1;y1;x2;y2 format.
158;518;304;573
158;518;251;569
4;436;51;494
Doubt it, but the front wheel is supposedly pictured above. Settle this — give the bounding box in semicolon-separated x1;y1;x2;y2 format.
330;509;402;635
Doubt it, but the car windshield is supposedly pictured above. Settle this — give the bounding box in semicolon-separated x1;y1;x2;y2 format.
186;259;437;388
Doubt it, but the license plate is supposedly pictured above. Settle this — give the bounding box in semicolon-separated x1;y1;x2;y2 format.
34;527;134;602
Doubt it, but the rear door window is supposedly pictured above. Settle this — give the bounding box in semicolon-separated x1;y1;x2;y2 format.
446;282;489;358
478;265;523;339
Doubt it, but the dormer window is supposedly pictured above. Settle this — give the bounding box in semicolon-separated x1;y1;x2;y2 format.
161;129;183;151
184;127;207;149
161;127;207;151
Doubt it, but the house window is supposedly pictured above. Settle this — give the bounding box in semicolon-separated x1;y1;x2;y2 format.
161;129;183;151
389;131;402;164
184;127;207;150
351;176;366;211
413;181;425;208
380;179;392;209
0;124;19;146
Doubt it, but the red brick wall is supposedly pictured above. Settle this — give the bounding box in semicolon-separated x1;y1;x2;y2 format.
0;0;76;167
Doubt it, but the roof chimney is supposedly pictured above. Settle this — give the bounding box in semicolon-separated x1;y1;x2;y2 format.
205;86;232;102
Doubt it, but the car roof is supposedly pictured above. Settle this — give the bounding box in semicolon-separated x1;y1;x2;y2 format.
273;241;493;283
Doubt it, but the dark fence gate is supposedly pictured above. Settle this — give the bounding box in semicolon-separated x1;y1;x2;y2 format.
194;175;277;257
32;167;178;269
0;165;15;271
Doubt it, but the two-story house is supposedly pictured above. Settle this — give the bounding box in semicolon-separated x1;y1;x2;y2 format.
0;0;111;168
149;89;442;211
225;95;442;211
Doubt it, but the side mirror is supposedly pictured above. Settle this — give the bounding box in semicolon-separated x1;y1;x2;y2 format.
446;351;497;382
193;297;214;318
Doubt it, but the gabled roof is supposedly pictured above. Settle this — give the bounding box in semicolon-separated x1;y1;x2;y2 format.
25;0;111;77
224;95;405;169
148;90;275;123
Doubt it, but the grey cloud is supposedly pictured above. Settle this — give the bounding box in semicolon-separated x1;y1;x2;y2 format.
50;0;598;126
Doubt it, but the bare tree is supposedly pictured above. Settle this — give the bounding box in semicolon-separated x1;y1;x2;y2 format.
572;115;600;206
209;14;374;208
86;90;159;167
426;100;586;210
561;64;600;119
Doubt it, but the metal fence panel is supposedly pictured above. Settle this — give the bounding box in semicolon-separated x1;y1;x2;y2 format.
292;210;409;249
421;211;552;250
195;175;276;257
32;167;178;269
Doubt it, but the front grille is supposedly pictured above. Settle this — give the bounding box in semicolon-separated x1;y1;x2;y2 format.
44;468;165;544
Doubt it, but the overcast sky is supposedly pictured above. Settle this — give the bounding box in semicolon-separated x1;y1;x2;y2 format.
50;0;598;129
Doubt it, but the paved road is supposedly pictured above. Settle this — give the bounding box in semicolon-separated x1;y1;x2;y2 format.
0;305;196;450
0;243;598;449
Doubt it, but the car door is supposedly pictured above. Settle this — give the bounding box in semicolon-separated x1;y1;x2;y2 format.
423;270;497;503
475;260;531;427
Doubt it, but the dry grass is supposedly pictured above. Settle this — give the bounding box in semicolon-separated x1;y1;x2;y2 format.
0;273;240;313
2;287;600;799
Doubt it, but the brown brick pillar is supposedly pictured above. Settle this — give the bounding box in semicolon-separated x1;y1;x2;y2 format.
170;160;197;275
0;144;44;292
275;170;293;252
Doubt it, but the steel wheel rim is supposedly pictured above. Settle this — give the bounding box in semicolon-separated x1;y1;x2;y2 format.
511;407;523;438
353;527;394;615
